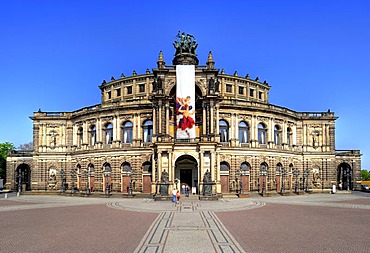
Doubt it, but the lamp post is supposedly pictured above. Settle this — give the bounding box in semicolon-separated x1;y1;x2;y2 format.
304;168;310;192
128;171;133;195
293;168;299;193
346;168;350;191
60;169;65;193
261;166;267;195
281;167;286;194
104;171;110;196
17;172;22;193
70;169;75;194
84;169;90;195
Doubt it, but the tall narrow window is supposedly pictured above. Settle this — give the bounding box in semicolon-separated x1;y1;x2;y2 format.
122;121;133;143
139;84;145;93
127;86;132;94
274;125;282;145
219;120;229;142
77;127;83;147
258;123;267;144
143;120;153;143
287;127;293;146
238;121;249;143
226;84;232;93
89;125;96;146
105;123;113;145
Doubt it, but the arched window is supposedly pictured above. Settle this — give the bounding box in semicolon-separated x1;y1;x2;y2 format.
143;120;153;143
276;163;283;173
219;120;229;142
105;123;113;145
220;162;230;171
274;125;282;145
238;121;249;143
89;125;96;146
260;162;268;175
77;127;83;147
122;162;132;172
287;127;293;146
258;123;267;144
122;121;133;143
240;162;251;171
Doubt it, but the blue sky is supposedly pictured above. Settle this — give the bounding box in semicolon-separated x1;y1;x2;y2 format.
1;0;369;170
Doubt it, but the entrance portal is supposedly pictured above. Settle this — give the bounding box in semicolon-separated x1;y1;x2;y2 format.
180;169;192;187
175;155;198;193
16;164;31;192
337;163;352;190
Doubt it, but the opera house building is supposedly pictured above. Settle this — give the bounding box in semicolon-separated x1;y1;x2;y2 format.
6;32;362;197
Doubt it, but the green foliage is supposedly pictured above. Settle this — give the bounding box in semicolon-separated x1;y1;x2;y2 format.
0;142;15;180
361;170;370;181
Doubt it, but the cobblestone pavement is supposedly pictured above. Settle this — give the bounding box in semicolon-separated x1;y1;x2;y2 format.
0;192;369;252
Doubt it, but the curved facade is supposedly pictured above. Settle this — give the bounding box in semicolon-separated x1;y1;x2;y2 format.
6;33;361;195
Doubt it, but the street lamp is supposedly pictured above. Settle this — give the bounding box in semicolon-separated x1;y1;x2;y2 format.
346;168;350;191
84;169;90;195
304;168;310;192
261;166;267;195
70;169;75;194
128;171;133;195
281;167;286;194
60;169;65;193
17;172;22;193
293;168;299;193
104;171;110;195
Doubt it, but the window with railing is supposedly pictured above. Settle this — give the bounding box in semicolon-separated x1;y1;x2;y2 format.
219;120;229;142
238;121;249;143
143;120;153;143
122;121;133;143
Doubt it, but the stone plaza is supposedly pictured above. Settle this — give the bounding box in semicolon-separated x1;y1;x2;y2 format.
1;192;370;253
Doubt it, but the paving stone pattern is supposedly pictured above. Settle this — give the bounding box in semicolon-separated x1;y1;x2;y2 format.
1;192;370;253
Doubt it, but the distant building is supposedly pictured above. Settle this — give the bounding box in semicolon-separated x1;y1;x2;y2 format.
6;32;361;195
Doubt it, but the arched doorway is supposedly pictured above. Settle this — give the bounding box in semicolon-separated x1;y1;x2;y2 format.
142;161;152;193
175;155;198;193
337;163;352;190
16;164;31;192
220;161;230;193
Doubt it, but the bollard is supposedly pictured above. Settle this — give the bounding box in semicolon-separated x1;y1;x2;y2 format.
5;193;7;198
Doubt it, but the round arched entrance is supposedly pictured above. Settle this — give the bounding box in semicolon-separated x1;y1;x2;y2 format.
16;163;31;192
175;155;198;194
337;163;352;190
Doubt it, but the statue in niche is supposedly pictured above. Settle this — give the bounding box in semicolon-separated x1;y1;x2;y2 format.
203;169;212;196
152;77;158;92
161;169;169;183
157;77;163;90
159;169;169;196
208;77;215;94
215;79;220;92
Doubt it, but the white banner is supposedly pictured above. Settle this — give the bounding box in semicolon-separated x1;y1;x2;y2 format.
176;65;195;139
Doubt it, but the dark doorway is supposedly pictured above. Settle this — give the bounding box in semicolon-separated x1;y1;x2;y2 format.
16;164;31;191
180;169;192;187
337;163;352;190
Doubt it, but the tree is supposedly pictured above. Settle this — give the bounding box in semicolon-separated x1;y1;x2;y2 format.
18;141;33;151
0;142;15;180
361;169;370;181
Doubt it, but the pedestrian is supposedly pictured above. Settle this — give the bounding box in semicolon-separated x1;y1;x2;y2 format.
172;188;177;204
176;190;181;204
181;184;185;194
185;185;189;197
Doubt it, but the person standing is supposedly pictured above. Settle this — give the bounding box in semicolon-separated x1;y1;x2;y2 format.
176;190;181;204
172;188;177;204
